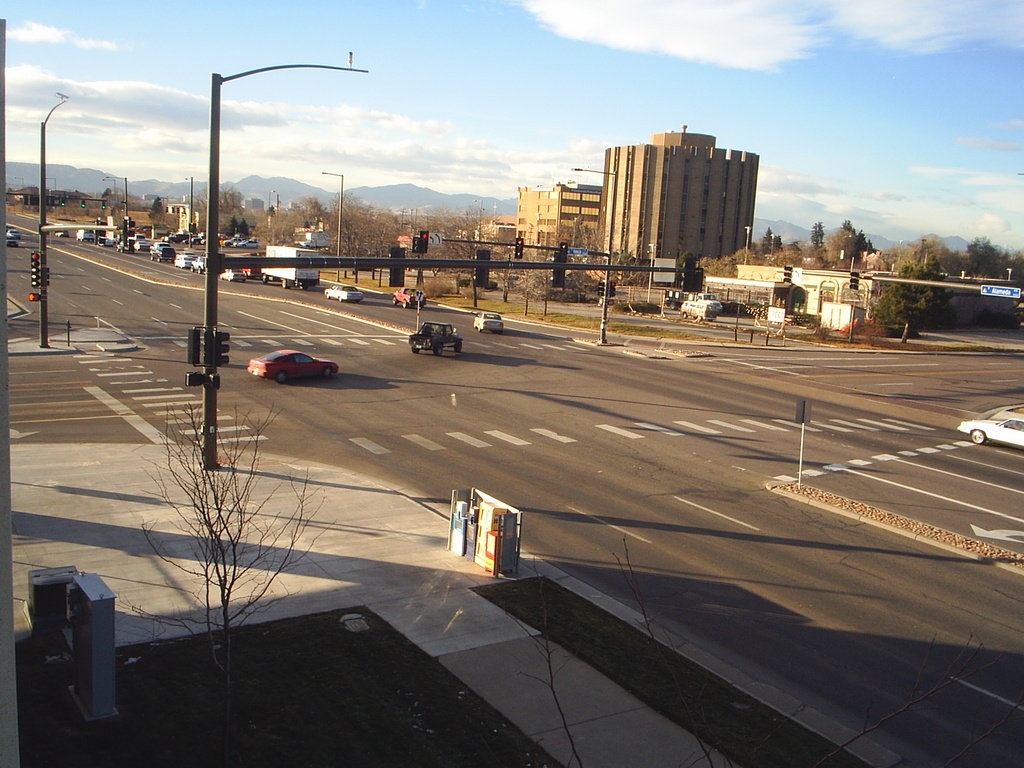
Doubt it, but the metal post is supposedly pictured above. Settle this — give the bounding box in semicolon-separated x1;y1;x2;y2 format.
202;73;223;471
599;253;611;344
38;94;69;348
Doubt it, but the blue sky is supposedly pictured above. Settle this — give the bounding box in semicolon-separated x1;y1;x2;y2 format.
5;1;1024;248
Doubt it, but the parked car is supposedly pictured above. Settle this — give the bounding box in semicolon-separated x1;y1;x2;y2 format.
247;350;338;384
150;243;175;262
174;252;198;269
219;269;246;281
190;255;207;273
473;311;504;333
957;417;1024;449
6;229;21;240
324;284;364;302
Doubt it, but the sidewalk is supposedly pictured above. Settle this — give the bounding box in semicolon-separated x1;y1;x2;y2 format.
7;318;905;767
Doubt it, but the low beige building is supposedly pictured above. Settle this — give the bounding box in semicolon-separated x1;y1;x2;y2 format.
516;181;601;247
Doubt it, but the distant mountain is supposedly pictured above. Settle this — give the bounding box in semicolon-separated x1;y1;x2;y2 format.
3;162;980;250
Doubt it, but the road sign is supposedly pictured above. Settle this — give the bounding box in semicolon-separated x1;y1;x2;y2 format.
567;247;588;256
791;267;804;284
653;257;676;284
428;232;444;247
980;284;1021;298
767;306;787;324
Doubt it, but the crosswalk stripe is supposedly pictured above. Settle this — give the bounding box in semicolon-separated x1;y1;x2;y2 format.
800;469;826;477
740;418;789;431
349;339;370;346
403;434;445;451
773;419;821;432
857;418;907;431
673;420;722;434
936;444;958;450
872;454;900;461
321;338;345;346
707;419;756;433
530;428;577;443
293;338;314;346
233;339;253;347
485;430;531;446
847;459;873;466
882;418;935;431
831;418;878;431
596;424;644;439
916;446;940;454
811;421;854;432
773;474;799;482
519;343;545;350
447;432;491;448
349;437;390;454
634;422;684;436
374;339;396;345
898;450;918;456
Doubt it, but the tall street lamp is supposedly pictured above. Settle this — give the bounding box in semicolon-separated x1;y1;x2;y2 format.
572;166;617;345
37;92;69;348
201;61;366;470
186;176;195;236
321;171;344;258
103;175;129;242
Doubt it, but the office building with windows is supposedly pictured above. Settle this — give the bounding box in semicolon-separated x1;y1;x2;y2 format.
516;181;602;248
601;130;758;261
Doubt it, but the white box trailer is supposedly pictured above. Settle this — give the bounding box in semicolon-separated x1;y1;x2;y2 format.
260;245;321;290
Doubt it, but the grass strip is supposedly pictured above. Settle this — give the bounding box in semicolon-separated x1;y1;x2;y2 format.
476;577;868;768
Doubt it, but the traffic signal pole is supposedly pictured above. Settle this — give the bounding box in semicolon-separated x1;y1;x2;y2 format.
599;253;611;345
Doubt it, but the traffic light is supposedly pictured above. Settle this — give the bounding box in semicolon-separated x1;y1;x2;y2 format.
27;292;41;302
59;198;66;207
608;280;617;298
203;328;230;367
80;200;87;208
514;237;524;259
411;230;429;254
783;265;793;283
29;252;43;288
101;200;107;209
849;271;860;291
551;241;568;289
596;279;606;297
187;326;202;366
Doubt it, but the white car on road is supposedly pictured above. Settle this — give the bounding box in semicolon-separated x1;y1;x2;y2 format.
957;417;1024;449
219;269;246;282
473;311;504;333
324;284;364;302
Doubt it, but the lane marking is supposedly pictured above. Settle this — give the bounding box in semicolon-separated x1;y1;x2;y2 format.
567;505;652;543
741;418;789;431
774;419;821;432
349;437;390;454
83;386;166;445
674;420;722;434
811;421;854;432
673;495;760;530
634;422;684;436
951;677;1020;708
707;419;756;433
882;418;935;431
403;434;445;451
595;424;643;439
447;432;491;448
831;419;879;431
484;430;531;446
896;457;1024;496
857;418;908;430
530;428;577;443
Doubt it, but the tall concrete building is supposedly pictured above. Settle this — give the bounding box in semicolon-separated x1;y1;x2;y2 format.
516;181;602;247
601;130;758;261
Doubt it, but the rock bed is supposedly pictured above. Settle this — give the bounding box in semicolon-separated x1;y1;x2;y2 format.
776;482;1024;569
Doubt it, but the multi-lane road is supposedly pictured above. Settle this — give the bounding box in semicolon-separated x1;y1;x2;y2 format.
9;214;1024;766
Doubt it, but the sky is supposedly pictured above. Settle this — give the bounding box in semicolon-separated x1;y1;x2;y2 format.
4;1;1024;248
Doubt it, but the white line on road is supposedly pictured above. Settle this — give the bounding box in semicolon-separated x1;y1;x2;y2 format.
595;424;644;439
950;677;1020;707
896;457;1024;496
811;421;854;432
673;495;760;530
773;419;821;432
403;434;445;451
83;386;166;445
843;467;1024;526
484;430;531;446
882;418;935;431
673;421;722;434
567;505;652;543
740;419;789;431
349;437;390;454
831;419;879;431
530;428;577;443
447;432;491;448
634;422;684;436
707;419;756;433
857;418;908;430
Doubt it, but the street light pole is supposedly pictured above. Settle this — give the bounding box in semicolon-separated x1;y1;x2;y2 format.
572;166;617;345
187;176;194;236
201;62;367;471
322;171;344;258
38;92;69;348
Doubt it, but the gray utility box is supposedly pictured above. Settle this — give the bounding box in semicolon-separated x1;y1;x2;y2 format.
69;572;118;720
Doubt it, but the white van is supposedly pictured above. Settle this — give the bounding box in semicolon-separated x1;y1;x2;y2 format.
76;229;96;243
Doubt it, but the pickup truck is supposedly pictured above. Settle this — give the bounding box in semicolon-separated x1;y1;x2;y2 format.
409;322;463;355
392;287;426;308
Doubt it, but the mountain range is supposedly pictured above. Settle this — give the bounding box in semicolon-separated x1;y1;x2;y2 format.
6;161;974;251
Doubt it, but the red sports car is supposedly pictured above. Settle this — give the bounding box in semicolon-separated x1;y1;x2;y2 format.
247;350;339;384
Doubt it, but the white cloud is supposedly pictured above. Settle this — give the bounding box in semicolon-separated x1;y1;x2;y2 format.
955;136;1022;151
9;21;122;51
517;0;1024;70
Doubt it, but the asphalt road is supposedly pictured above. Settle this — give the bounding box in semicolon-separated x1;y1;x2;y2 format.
9;215;1024;766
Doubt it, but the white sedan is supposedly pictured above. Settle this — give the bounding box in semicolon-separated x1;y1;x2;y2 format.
473;311;504;333
957;417;1024;449
324;284;364;302
219;269;246;282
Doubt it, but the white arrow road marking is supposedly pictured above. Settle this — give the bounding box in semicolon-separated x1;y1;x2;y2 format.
10;429;39;439
969;525;1024;543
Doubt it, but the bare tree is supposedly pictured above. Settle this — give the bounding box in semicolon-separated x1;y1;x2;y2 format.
142;408;320;767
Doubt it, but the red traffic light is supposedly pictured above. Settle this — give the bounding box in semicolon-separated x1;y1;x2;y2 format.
27;292;41;302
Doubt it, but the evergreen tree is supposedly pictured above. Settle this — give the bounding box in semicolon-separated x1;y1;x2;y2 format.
811;221;825;250
872;257;956;332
